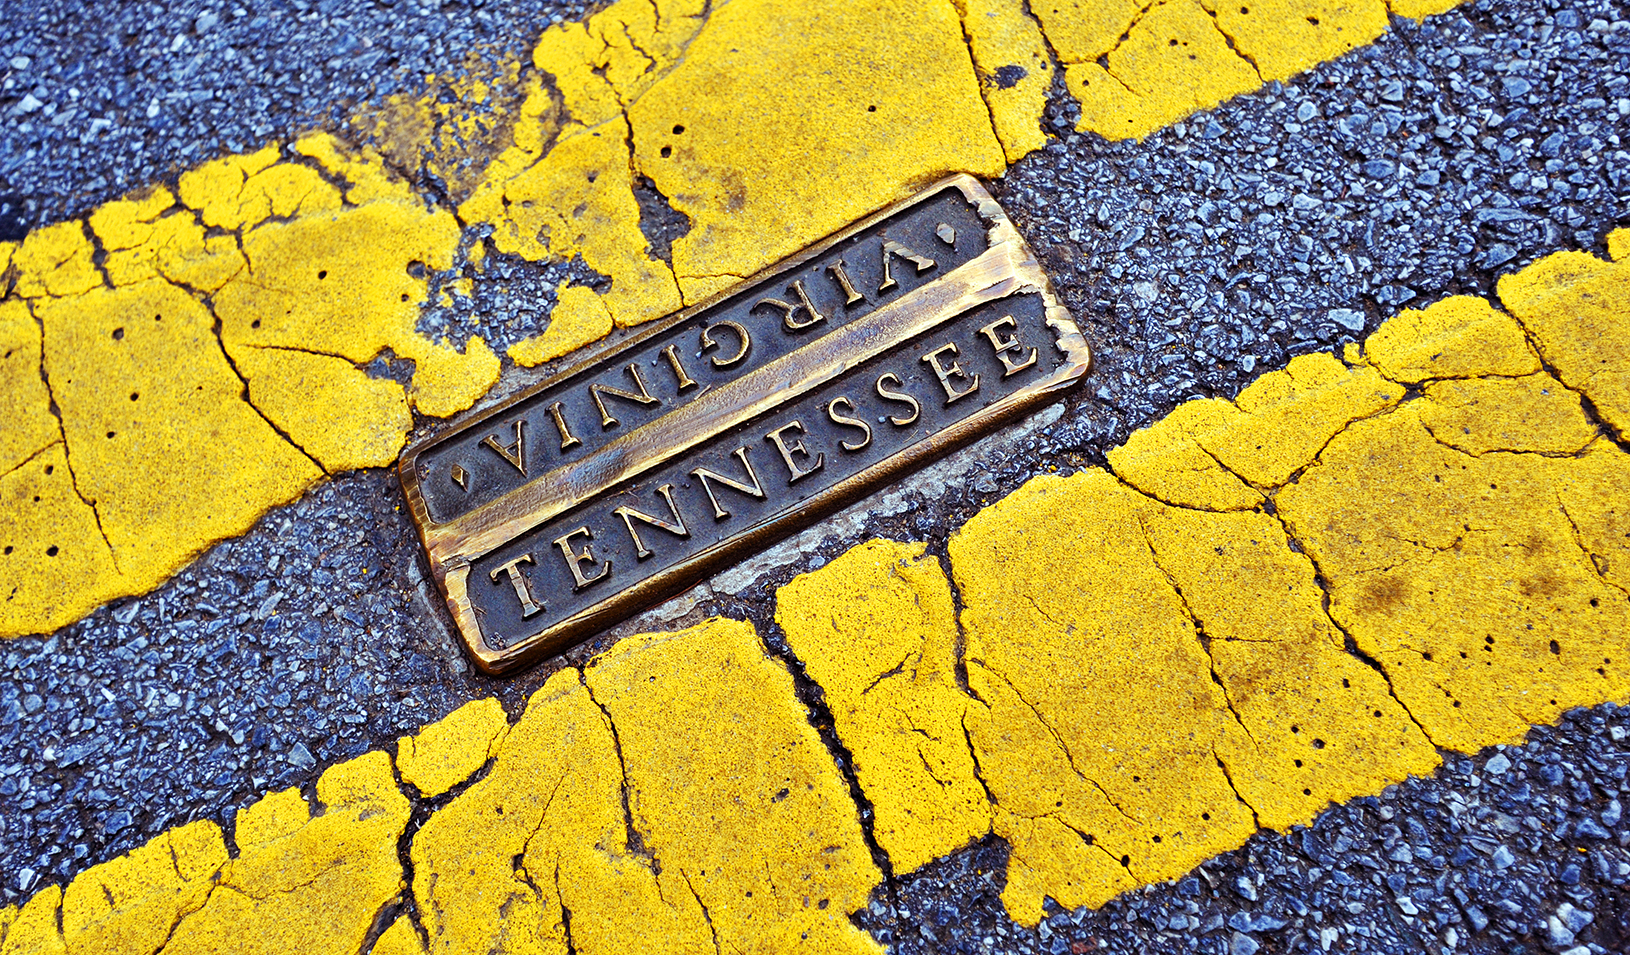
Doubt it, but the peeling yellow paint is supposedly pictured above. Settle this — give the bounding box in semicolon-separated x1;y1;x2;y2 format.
629;0;1007;303
1198;0;1389;84
397;697;510;798
461;116;682;329
955;0;1055;162
1066;0;1262;141
584;618;885;954
61;820;227;955
1499;244;1630;437
778;540;991;874
163;752;410;955
507;284;615;368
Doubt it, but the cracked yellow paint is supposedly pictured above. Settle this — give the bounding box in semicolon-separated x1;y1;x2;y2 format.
396;697;510;798
1134;502;1440;829
89;191;245;294
955;0;1055;162
778;540;991;874
1199;0;1389;84
33;279;320;600
1418;374;1598;457
1277;405;1630;753
1106;399;1265;511
164;752;410;955
413;667;711;955
371;916;427;955
13;221;100;300
2;0;1465;637
232;345;413;473
508;284;615;368
584;618;885;954
0;445;123;636
461;116;682;329
628;0;1007;303
0;300;58;474
1364;295;1540;383
953;470;1258;924
61;820;227;955
1066;0;1262;141
1499;241;1630;438
177;144;341;231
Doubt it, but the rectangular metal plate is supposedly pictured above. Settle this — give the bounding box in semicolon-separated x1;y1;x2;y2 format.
399;175;1089;674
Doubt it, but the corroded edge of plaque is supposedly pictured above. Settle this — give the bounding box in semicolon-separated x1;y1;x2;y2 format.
399;174;1089;674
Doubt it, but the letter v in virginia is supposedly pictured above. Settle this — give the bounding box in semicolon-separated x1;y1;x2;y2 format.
398;175;1091;674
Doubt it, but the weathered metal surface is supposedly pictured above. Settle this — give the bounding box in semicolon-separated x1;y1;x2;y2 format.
399;175;1090;673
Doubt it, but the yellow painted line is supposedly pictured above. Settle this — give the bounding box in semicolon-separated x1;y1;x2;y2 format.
1;0;1454;639
5;237;1626;950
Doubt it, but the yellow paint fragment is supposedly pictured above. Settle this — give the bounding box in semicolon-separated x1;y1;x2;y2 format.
507;284;614;368
1609;227;1630;262
1065;0;1261;141
1555;441;1630;596
1419;374;1598;456
33;279;319;618
1135;502;1439;830
61;820;228;955
412;668;711;955
1199;352;1405;487
177;144;341;231
0;885;62;955
1106;399;1264;511
1199;0;1389;83
1027;0;1146;61
952;470;1256;925
0;300;59;474
1499;246;1630;437
231;345;412;473
777;540;992;874
585;618;884;954
0;444;125;638
462;118;681;329
164;752;410;955
628;0;1006;302
12;221;100;299
406;336;500;419
1364;295;1539;383
397;697;510;798
1277;398;1630;753
213;197;491;418
955;0;1055;162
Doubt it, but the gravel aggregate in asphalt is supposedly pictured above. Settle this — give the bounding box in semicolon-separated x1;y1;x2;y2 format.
0;0;588;236
1;1;1628;951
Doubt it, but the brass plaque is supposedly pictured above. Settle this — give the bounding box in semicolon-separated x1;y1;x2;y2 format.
399;175;1089;674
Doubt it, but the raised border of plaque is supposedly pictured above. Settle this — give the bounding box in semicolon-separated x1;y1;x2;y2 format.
399;174;1090;674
